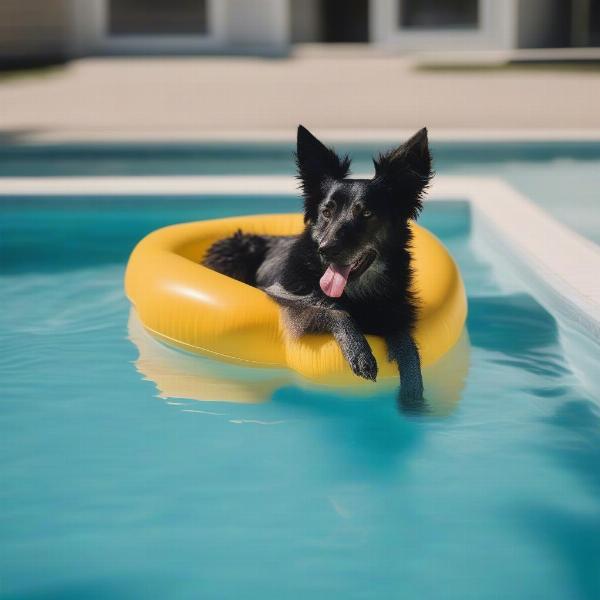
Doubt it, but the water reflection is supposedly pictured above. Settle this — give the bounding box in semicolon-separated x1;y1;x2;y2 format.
128;310;470;416
128;310;288;404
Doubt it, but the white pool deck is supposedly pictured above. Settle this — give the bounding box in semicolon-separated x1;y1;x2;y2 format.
2;174;600;351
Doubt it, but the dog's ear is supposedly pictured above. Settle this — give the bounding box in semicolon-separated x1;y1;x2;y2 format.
372;127;433;219
296;125;351;222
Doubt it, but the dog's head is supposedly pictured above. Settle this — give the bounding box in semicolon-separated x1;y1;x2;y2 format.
295;125;433;297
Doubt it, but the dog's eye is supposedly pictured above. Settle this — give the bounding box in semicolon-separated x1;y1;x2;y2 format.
363;209;372;218
322;208;332;219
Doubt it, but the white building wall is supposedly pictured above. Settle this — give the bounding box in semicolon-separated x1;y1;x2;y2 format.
225;0;289;50
290;0;321;43
68;0;104;55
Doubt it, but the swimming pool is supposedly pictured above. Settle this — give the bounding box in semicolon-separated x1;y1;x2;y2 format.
2;183;600;599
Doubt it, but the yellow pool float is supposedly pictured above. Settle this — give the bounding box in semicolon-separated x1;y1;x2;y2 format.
125;213;467;384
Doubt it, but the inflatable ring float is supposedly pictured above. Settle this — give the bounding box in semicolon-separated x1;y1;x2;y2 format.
125;213;467;385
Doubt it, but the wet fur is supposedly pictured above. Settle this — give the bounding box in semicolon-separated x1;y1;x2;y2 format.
202;125;433;406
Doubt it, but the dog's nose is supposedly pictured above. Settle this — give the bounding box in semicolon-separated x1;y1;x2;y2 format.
318;239;340;260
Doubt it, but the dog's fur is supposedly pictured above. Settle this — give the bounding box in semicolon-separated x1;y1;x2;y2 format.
203;125;433;403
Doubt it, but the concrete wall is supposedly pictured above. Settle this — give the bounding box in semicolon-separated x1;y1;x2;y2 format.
0;0;70;65
225;0;289;49
68;0;105;56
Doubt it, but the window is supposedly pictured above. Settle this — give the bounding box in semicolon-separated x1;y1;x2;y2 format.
322;0;369;43
109;0;208;35
590;1;600;46
400;0;479;29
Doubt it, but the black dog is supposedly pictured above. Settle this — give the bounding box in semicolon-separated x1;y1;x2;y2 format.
203;125;433;404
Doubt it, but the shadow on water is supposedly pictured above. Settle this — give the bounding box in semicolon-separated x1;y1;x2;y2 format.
514;399;600;600
462;287;600;598
466;292;600;599
1;578;175;600
270;384;425;479
127;310;470;477
125;262;597;479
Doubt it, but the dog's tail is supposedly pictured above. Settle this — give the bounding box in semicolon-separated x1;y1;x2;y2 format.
202;229;269;286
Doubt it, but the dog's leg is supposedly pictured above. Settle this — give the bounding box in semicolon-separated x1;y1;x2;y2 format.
263;284;377;381
386;331;425;411
329;310;378;382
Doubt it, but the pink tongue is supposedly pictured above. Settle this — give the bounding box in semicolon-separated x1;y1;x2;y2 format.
320;264;352;298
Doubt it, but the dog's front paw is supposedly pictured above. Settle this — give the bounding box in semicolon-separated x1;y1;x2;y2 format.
350;349;378;382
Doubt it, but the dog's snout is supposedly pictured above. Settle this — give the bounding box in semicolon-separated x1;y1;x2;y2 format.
318;238;341;259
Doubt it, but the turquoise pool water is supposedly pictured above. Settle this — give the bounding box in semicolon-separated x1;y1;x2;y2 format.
2;141;600;245
1;195;600;599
